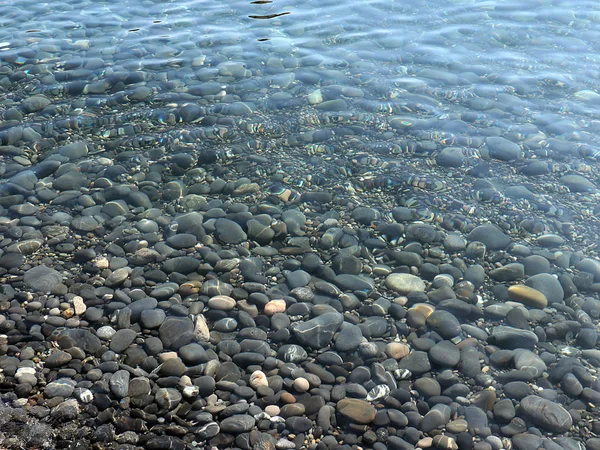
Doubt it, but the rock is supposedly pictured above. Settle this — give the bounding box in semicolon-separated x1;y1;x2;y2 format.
397;351;431;375
147;436;186;450
159;316;195;350
421;404;451;433
58;141;89;161
214;218;247;244
286;416;313;433
333;274;375;292
155;388;182;410
429;341;460;367
467;225;510;250
576;258;600;282
207;295;236;310
264;299;286;315
45;350;72;368
23;265;62;292
110;329;137;353
140;309;166;329
293;312;344;349
525;274;564;304
334;323;363;351
513;349;546;378
489;263;524;281
179;343;208;365
50;399;80;421
385;273;426;294
486;136;521;161
109;370;130;399
560;174;596;193
489;326;539;349
507;285;548;308
386;343;411;360
426;311;461;339
220;414;255;434
44;379;76;398
337;398;377;424
519;395;572;433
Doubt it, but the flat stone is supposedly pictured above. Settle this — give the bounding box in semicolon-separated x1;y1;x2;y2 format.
220;414;255;434
109;370;130;399
45;379;76;398
429;341;460;367
337;398;376;424
397;350;431;375
333;274;375;292
45;350;72;368
385;273;426;294
489;326;539;349
207;295;236;311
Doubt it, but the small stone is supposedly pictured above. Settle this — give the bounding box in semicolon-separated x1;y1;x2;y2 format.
264;299;286;316
386;342;410;360
293;377;310;392
73;296;87;315
467;224;510;250
250;370;268;389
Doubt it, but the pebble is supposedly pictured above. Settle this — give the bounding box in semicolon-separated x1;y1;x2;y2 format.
467;225;510;250
507;285;548;308
293;312;344;349
336;398;377;424
385;273;426;294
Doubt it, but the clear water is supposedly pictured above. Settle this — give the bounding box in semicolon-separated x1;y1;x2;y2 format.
2;0;600;237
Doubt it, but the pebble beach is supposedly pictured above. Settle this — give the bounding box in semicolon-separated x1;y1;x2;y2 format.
2;0;600;449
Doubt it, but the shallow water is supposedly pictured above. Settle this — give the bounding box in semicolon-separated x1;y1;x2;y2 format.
2;0;600;238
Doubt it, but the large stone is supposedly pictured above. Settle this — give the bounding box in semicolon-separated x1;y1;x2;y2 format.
519;395;572;433
24;265;62;292
524;274;563;304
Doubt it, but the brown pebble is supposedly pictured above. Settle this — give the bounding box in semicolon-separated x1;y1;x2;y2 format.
280;392;296;404
264;299;287;316
386;342;410;360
